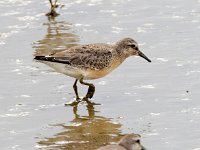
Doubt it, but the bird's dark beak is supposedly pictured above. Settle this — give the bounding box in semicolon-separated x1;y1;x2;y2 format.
141;146;147;150
141;145;147;150
138;51;151;62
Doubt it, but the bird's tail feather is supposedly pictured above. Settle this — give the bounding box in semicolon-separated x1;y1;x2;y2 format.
34;56;53;61
34;56;45;60
34;56;70;65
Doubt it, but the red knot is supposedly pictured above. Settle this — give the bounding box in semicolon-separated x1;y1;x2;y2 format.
34;37;151;99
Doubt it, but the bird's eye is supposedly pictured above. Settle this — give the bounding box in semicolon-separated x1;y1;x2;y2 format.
131;44;136;48
135;140;140;143
128;44;136;48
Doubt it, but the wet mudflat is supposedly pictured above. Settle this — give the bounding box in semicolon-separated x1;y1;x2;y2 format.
0;0;200;150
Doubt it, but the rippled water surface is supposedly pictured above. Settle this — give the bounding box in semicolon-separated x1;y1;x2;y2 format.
1;0;200;149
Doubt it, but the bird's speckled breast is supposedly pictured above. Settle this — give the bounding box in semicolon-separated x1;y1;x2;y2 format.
83;57;123;80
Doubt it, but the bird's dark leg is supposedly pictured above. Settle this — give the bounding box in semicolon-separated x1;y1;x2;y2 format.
79;78;95;99
73;79;80;100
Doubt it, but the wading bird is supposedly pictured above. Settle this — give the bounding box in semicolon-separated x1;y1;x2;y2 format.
34;38;151;100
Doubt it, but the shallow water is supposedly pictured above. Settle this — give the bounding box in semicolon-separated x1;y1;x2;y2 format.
1;0;200;150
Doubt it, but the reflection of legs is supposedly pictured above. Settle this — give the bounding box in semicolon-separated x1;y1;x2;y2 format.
73;79;80;100
49;0;53;7
79;78;95;99
73;104;80;119
46;0;59;17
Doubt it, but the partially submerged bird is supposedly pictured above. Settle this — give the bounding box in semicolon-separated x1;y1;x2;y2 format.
97;133;146;150
34;38;151;99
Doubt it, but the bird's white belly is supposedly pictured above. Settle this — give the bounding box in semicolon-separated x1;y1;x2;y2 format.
42;61;84;79
40;59;121;80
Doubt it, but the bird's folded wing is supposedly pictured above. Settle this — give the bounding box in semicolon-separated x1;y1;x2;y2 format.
48;45;113;70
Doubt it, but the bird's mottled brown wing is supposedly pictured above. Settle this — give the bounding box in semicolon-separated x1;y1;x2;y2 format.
49;44;113;70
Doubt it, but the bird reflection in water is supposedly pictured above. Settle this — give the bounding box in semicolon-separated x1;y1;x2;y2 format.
38;101;123;150
33;18;79;57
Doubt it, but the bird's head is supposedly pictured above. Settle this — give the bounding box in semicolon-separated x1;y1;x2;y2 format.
116;38;151;62
119;133;146;150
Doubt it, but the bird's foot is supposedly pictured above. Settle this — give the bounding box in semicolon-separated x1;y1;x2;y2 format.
85;85;95;99
65;96;100;106
65;98;81;106
82;97;101;106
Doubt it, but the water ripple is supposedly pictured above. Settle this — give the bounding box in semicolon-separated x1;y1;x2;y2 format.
0;112;30;118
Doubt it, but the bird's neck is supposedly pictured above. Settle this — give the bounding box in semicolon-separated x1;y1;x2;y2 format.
116;51;130;63
119;142;132;150
114;45;130;62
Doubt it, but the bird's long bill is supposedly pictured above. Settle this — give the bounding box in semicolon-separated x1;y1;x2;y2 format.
138;51;151;62
141;146;147;150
